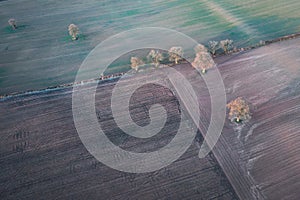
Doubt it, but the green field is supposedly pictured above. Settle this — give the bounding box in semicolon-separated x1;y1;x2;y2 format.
1;0;300;94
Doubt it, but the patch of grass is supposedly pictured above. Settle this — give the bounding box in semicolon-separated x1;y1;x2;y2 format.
4;26;16;33
61;33;87;43
3;25;28;33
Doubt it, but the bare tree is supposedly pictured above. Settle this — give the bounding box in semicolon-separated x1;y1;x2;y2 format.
68;24;79;40
147;50;163;67
130;57;144;71
227;97;251;123
208;41;219;55
220;39;233;54
8;18;17;30
168;47;183;64
192;44;215;74
194;44;207;54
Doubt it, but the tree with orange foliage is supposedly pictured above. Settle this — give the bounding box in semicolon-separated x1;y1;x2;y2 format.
227;97;251;123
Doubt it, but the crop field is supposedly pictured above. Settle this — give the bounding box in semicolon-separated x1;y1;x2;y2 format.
1;0;300;94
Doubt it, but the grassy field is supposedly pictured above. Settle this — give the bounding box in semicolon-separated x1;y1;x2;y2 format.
1;0;300;94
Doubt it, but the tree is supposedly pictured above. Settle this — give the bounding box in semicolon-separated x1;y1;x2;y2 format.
68;24;79;40
194;44;207;53
227;97;251;123
192;44;215;74
8;18;17;30
168;47;183;64
130;57;144;71
147;50;163;67
208;41;219;55
220;39;233;54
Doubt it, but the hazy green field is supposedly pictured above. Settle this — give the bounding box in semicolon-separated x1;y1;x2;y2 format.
1;0;300;94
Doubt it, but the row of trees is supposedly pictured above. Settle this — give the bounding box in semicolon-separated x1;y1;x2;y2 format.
130;45;216;74
129;40;234;73
130;47;184;71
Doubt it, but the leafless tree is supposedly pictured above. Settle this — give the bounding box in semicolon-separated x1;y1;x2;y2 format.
130;57;144;71
68;24;79;40
208;41;219;55
192;45;215;74
168;47;183;64
220;39;233;54
194;44;207;54
147;50;163;67
8;18;17;30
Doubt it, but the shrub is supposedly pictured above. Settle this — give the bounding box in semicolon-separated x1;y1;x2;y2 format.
168;47;183;64
227;97;251;123
8;18;17;30
192;45;215;74
208;41;219;55
130;57;144;71
220;39;233;54
259;40;266;46
147;50;163;67
68;24;79;40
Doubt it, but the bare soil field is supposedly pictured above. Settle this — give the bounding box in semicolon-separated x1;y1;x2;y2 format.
0;77;237;200
194;38;300;199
